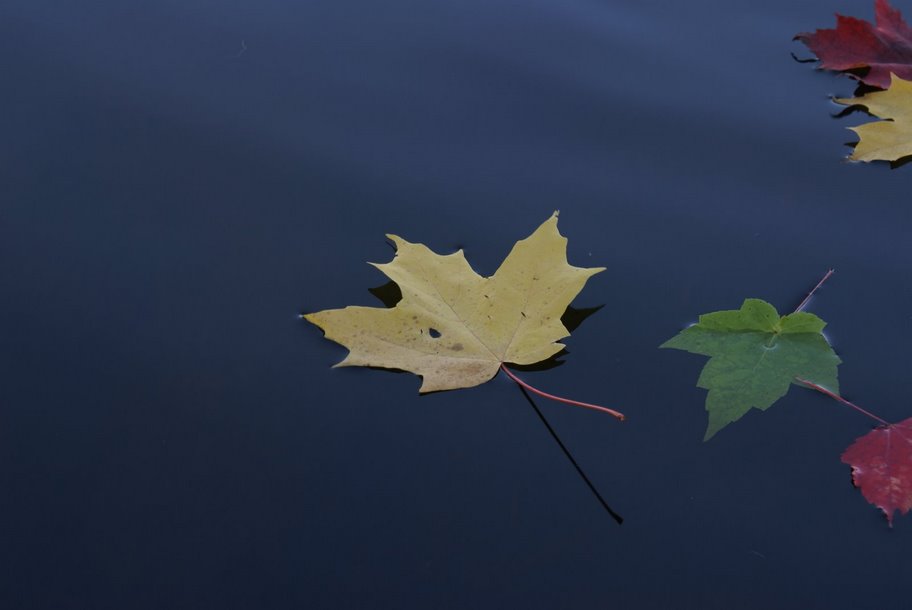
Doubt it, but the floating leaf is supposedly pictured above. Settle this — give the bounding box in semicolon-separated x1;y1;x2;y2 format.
795;0;912;89
836;73;912;162
842;418;912;525
661;299;840;440
304;213;603;393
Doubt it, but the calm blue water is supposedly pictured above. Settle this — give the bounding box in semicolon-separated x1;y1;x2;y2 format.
3;1;912;608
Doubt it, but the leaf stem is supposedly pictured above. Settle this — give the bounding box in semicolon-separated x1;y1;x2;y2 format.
500;364;625;421
514;383;624;525
792;269;835;313
795;377;890;426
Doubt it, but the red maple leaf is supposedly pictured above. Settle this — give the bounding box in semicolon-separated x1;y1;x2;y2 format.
842;417;912;526
795;0;912;89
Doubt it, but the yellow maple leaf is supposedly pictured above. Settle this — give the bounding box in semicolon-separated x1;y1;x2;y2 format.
836;73;912;162
304;212;604;394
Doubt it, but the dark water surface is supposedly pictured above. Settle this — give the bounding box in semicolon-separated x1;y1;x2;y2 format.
4;0;912;608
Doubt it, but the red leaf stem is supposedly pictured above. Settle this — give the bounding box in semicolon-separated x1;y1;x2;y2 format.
793;269;835;314
500;364;625;420
795;377;889;425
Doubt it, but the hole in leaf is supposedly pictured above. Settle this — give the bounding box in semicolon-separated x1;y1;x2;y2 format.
429;328;441;338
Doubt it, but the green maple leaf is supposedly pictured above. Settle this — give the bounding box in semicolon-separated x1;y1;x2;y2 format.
660;299;840;440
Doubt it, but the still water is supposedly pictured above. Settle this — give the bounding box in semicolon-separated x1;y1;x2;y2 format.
3;0;912;608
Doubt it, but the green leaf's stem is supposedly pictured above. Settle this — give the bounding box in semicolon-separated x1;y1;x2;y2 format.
500;364;625;420
792;269;835;313
795;377;890;425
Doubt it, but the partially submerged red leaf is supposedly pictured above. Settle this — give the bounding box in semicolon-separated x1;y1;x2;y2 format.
841;417;912;525
795;0;912;89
